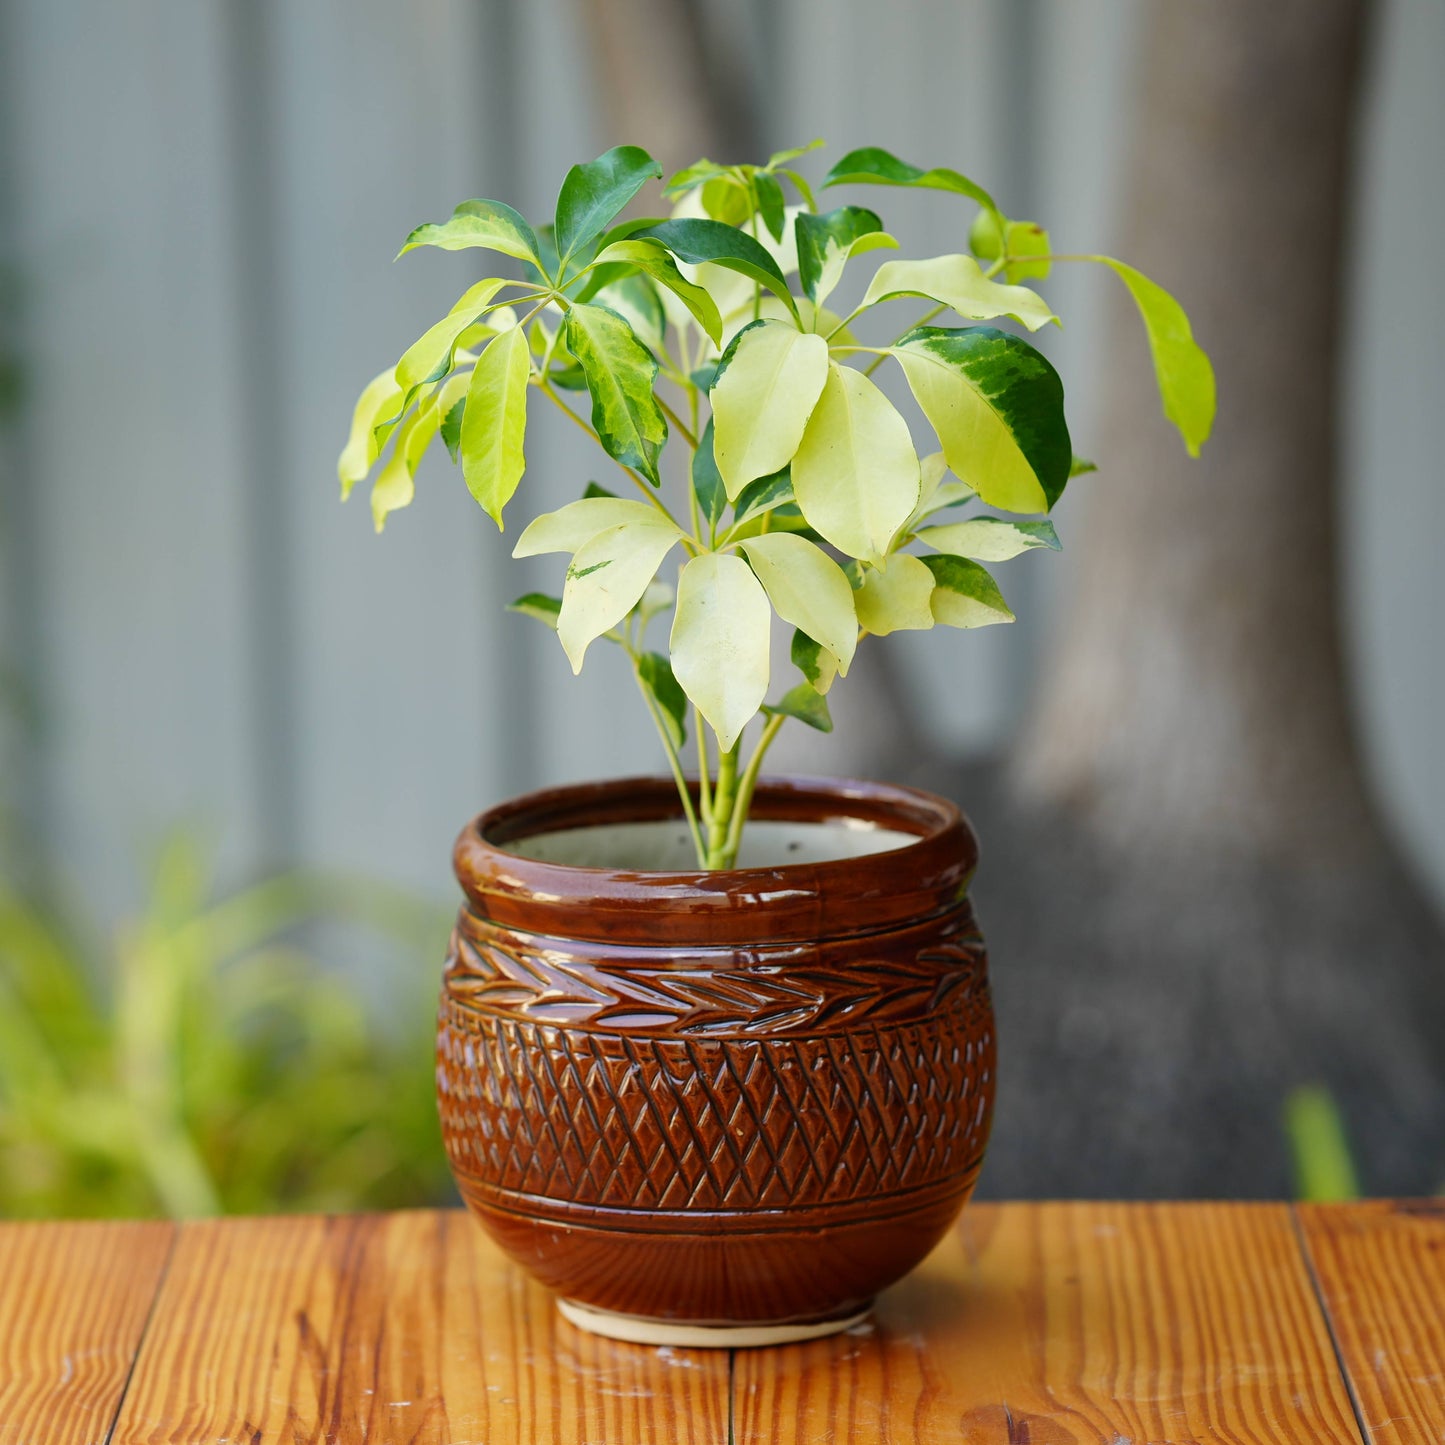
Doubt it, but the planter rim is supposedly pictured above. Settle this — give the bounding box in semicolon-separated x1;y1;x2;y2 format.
453;773;977;946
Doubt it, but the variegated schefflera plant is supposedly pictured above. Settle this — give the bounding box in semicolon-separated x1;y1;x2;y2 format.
338;142;1215;869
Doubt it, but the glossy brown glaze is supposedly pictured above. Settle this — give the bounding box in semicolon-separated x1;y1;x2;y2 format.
437;775;996;1329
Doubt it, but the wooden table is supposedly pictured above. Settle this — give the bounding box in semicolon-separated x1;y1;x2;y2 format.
2;1202;1441;1444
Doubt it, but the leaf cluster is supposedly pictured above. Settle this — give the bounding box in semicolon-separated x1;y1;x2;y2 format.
339;142;1216;867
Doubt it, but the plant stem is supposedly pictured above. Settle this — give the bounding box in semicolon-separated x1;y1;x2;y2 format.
656;394;697;449
694;706;712;826
627;650;706;865
705;740;741;869
862;303;947;376
537;382;687;531
723;713;785;863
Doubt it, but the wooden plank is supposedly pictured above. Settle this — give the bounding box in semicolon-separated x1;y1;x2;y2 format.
734;1201;1363;1444
0;1219;174;1445
1298;1200;1445;1445
110;1209;729;1445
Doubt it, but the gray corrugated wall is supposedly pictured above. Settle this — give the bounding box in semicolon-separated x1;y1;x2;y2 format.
0;0;1441;921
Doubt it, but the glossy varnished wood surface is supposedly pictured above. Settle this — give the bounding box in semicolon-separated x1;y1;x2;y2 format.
0;1219;174;1445
1299;1200;1445;1445
2;1203;1441;1443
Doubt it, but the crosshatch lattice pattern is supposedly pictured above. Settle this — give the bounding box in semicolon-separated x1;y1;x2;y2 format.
437;996;994;1211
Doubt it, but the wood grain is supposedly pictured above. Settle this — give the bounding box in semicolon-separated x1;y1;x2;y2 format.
733;1201;1364;1444
0;1219;174;1445
109;1209;730;1445
1299;1199;1445;1445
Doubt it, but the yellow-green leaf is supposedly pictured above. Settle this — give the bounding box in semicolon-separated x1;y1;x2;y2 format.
557;520;683;672
512;497;668;558
564;302;668;485
791;629;839;695
461;325;531;528
791;362;920;563
370;405;439;532
592;239;723;345
924;554;1015;628
398;198;541;268
855;554;937;635
1094;257;1216;457
670;553;771;753
916;517;1060;562
339;370;403;498
394;278;509;395
711;322;829;498
862;254;1057;332
737;532;857;673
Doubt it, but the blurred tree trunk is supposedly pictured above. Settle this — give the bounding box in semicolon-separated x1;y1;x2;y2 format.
923;0;1445;1198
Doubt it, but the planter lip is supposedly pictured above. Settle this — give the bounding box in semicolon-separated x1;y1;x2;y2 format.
453;772;977;947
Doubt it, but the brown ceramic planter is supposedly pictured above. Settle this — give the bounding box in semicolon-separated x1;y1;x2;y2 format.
436;774;995;1347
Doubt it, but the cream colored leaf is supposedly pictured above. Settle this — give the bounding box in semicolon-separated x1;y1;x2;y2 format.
670;553;771;753
862;254;1057;331
512;498;668;558
854;554;937;636
737;532;857;673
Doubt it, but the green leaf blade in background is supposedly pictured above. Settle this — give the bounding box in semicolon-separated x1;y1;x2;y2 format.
765;682;833;733
711;322;829;496
506;592;562;629
822;146;1002;227
557;519;683;672
862;254;1057;331
1094;256;1217;456
968;211;1054;284
554;145;663;272
894;325;1071;514
637;651;688;749
738;532;858;674
670;552;772;753
923;553;1015;628
791;628;839;695
563;302;668;485
632;218;800;320
460;324;531;528
691;417;728;531
398;198;541;268
791;361;921;563
753;170;787;241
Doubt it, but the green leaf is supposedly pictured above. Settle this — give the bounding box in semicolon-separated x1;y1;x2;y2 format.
691;418;728;530
730;469;794;526
1070;454;1097;477
583;481;619;500
701;175;752;226
893;325;1071;513
394;278;510;395
554;145;663;271
637;651;688;749
1092;257;1216;457
794;207;897;305
369;404;440;532
664;157;731;197
855;554;937;635
791;361;921;563
398;198;541;269
512;496;666;557
766;139;824;170
506;593;562;629
339;369;404;497
923;554;1014;628
670;553;772;753
460;324;531;528
916;516;1060;562
765;682;832;733
738;532;857;673
440;397;465;463
791;629;839;695
591;272;667;355
563;302;668;485
753;171;786;242
591;238;723;345
861;254;1056;332
822;147;1002;229
558;519;683;672
632;219;799;320
968;212;1053;284
711;321;829;497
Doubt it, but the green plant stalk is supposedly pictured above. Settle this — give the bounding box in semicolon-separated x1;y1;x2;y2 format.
705;741;741;868
723;713;785;864
628;650;706;864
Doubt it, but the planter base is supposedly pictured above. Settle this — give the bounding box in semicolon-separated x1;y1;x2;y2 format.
556;1297;872;1349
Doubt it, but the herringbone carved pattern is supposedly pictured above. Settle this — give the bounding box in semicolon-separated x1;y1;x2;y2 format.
437;996;994;1211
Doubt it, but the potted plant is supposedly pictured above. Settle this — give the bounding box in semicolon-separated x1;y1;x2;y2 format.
339;142;1213;1346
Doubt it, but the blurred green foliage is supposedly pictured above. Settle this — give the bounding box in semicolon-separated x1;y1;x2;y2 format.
1284;1085;1361;1203
0;834;456;1219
